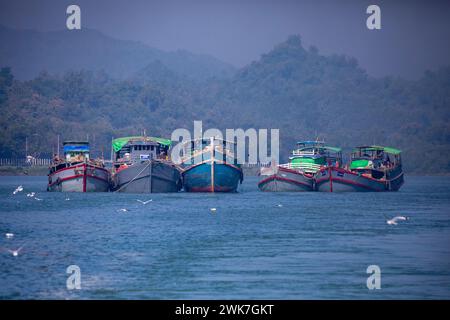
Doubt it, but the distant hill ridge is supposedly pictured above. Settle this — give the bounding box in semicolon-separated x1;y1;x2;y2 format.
0;25;236;81
0;31;449;173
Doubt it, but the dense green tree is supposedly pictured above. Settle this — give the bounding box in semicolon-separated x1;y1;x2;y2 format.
0;35;449;173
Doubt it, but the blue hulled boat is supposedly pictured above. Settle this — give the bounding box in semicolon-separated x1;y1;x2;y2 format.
180;137;243;192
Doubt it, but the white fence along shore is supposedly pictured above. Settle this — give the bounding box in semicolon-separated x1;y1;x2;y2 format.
0;158;52;167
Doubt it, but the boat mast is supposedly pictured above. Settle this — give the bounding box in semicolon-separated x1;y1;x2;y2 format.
57;134;60;158
110;136;114;162
210;136;215;193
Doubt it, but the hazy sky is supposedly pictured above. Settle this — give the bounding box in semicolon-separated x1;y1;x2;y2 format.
1;0;449;79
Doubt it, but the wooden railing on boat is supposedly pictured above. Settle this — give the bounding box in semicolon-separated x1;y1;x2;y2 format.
279;162;322;173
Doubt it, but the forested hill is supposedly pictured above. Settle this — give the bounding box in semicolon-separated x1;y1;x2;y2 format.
212;36;450;173
0;34;449;173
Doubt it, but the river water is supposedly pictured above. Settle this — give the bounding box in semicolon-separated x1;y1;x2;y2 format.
0;175;449;299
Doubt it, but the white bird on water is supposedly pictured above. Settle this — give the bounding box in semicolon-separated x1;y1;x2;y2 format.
385;215;409;225
26;192;35;197
13;185;23;195
276;204;283;208
117;208;129;213
137;199;153;205
5;233;14;239
210;208;217;213
7;246;24;257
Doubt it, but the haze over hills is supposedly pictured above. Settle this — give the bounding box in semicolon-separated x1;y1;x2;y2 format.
0;29;449;173
206;36;450;173
0;25;236;81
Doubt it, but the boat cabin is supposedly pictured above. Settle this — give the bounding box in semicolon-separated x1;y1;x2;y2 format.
350;146;402;179
114;138;165;164
351;146;401;169
288;141;342;173
112;136;171;170
48;141;90;174
63;141;90;163
179;137;237;165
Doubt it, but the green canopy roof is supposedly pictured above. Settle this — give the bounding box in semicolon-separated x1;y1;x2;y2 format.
354;145;401;155
350;159;370;169
323;146;342;153
382;147;401;155
112;136;172;152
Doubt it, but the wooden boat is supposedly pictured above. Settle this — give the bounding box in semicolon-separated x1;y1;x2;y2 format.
47;141;110;192
258;141;342;192
315;145;404;192
111;136;182;193
180;137;243;192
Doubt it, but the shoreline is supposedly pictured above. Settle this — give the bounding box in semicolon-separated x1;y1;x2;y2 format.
0;165;263;177
0;166;48;176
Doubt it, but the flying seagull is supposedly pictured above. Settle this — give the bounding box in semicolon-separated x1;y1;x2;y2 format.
13;185;23;195
137;199;153;205
7;246;24;257
384;213;409;225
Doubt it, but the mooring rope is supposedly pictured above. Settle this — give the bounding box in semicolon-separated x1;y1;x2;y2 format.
113;160;152;193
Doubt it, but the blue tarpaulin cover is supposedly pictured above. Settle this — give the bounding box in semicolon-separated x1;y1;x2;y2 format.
63;145;89;153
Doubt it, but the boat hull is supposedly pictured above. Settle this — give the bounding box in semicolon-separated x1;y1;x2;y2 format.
113;160;181;193
386;166;405;191
315;167;387;192
47;163;110;192
258;167;314;192
182;162;243;192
